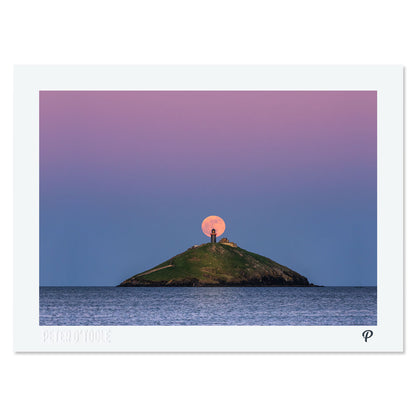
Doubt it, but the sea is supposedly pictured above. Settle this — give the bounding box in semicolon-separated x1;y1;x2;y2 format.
39;286;377;326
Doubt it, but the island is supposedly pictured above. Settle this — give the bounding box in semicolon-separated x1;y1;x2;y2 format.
118;238;314;287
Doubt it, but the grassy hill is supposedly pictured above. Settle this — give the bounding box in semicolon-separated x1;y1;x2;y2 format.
118;243;312;286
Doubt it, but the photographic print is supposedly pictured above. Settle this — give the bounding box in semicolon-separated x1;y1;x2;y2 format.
14;66;403;351
39;90;377;326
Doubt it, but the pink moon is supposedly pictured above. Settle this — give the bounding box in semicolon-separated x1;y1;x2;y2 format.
201;215;226;237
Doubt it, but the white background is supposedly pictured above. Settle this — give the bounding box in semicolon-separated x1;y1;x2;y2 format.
0;1;413;415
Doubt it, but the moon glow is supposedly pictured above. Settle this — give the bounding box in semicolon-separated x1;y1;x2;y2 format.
201;216;226;238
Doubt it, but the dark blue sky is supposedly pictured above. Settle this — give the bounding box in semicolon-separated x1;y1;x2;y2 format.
40;91;377;286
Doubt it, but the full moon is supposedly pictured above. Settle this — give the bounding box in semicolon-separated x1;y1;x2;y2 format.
201;215;226;237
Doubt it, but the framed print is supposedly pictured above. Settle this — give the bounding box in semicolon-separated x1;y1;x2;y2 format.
14;65;403;352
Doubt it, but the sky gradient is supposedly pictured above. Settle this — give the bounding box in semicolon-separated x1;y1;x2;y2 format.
40;91;377;286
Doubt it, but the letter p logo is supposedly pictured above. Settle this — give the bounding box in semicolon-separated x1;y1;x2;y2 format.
362;330;373;342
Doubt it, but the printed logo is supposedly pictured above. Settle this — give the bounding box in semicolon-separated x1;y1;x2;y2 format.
42;329;112;344
362;330;373;342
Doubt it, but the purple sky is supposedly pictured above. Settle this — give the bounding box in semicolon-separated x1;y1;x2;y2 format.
40;91;377;286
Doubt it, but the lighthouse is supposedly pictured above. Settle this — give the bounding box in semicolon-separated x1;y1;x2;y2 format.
211;228;217;243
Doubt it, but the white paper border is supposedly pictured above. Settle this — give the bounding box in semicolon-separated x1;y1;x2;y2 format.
14;65;403;352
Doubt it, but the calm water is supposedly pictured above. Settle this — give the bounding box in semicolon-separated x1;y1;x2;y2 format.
39;286;377;326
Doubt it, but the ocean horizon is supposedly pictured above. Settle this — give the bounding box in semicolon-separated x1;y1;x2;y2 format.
39;286;377;326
